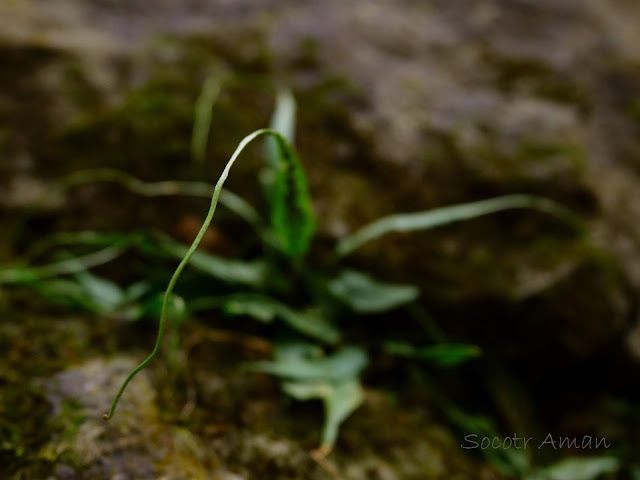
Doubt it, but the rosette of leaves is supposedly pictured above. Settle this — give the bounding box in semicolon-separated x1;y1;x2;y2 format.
0;81;585;454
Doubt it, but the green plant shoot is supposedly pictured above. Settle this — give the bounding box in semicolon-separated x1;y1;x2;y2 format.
103;127;314;420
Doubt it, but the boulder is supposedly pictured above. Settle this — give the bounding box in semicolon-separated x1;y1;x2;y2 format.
1;0;639;377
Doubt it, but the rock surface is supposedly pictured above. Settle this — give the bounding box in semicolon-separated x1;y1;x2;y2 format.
2;1;640;475
3;0;639;366
0;315;497;479
39;357;223;480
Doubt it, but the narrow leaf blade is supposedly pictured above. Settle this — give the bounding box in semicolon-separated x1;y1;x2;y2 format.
261;90;315;258
252;343;367;382
156;234;266;287
265;89;297;169
191;74;222;166
75;271;125;312
337;194;584;256
269;133;315;257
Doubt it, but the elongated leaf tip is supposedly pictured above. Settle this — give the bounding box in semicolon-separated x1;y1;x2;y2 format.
337;194;584;256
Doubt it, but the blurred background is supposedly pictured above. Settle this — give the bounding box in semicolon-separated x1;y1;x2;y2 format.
1;1;640;479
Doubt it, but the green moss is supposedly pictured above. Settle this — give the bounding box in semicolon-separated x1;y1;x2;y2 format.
38;398;87;467
0;317;102;475
0;382;54;478
61;60;103;111
55;76;195;175
0;315;92;380
41;34;268;176
58;398;86;437
627;98;640;122
458;131;586;189
488;54;591;114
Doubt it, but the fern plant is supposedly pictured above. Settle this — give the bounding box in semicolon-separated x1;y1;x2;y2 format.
0;84;585;455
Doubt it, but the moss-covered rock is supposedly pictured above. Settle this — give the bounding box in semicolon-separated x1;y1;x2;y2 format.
0;315;499;480
38;357;222;480
2;0;640;475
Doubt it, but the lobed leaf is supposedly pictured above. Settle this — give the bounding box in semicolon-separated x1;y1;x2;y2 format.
253;342;368;450
328;269;419;313
223;294;340;344
284;379;364;450
252;344;367;382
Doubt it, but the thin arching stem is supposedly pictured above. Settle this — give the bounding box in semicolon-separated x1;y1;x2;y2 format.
103;128;278;420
